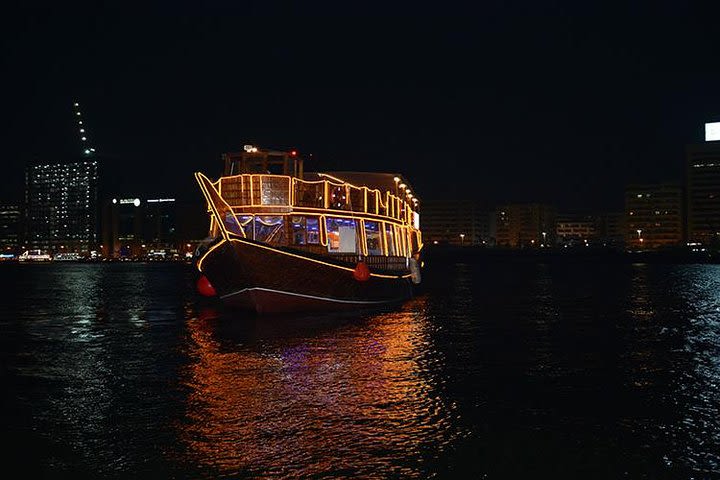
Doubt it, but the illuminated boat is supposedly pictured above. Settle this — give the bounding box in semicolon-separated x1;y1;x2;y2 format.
193;145;423;314
18;250;53;262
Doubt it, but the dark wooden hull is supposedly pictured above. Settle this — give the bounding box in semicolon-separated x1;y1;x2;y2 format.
198;239;414;314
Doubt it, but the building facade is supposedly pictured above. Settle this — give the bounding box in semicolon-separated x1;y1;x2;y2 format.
625;184;683;249
595;212;626;249
0;204;22;254
25;159;99;254
102;196;183;258
420;200;494;246
686;142;720;247
555;213;596;247
495;203;556;248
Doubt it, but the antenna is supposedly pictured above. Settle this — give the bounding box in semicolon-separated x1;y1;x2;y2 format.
72;101;96;157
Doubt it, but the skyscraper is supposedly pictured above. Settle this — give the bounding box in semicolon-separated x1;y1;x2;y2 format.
25;159;99;253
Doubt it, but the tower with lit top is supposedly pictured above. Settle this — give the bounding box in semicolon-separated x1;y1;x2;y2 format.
23;101;100;254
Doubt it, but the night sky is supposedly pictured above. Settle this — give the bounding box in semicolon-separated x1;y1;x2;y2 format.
2;3;719;212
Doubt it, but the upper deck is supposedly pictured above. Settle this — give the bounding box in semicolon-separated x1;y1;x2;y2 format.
216;146;420;228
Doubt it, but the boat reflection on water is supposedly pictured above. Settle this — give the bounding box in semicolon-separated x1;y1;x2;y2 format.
179;297;460;478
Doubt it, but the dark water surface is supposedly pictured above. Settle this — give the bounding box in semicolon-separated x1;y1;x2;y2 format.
1;261;719;479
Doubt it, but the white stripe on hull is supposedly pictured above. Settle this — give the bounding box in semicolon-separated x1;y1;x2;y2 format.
221;286;406;305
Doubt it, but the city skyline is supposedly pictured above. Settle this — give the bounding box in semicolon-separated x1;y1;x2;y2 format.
2;5;719;211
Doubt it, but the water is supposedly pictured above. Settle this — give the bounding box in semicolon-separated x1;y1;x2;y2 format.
1;260;719;479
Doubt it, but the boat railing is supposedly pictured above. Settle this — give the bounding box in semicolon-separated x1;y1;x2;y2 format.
218;174;414;225
331;254;409;272
199;170;423;259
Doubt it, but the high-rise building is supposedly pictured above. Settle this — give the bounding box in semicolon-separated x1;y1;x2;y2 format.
25;159;99;253
495;203;556;248
144;198;177;246
686;141;720;246
625;184;683;249
0;204;22;253
102;196;181;258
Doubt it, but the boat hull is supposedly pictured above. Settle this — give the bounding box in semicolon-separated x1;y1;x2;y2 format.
198;239;414;314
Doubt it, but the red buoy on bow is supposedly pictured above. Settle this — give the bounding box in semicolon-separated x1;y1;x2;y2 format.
353;261;370;282
196;275;217;296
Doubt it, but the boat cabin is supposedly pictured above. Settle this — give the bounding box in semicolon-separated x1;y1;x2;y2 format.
199;146;422;271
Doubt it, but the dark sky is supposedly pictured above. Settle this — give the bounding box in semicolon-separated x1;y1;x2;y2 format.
2;3;719;212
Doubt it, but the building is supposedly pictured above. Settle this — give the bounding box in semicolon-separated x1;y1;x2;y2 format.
102;196;186;259
420;200;494;246
25;158;99;254
595;212;626;249
495;203;556;248
143;198;177;248
0;204;22;254
555;213;596;247
686;141;720;247
625;184;683;249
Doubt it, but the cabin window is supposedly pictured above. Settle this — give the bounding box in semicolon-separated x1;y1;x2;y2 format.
294;181;325;208
290;216;321;246
254;216;285;244
306;217;320;244
291;216;306;245
326;217;357;253
364;221;383;255
260;176;290;205
384;223;396;256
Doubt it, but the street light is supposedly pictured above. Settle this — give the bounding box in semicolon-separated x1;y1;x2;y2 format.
542;231;547;247
460;233;465;246
636;229;644;247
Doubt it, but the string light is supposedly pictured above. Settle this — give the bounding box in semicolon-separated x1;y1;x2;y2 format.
196;170;424;262
72;101;95;156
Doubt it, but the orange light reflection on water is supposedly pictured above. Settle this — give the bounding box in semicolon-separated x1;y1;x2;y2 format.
179;298;455;477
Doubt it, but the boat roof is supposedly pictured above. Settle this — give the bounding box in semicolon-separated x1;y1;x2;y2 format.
304;171;418;199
